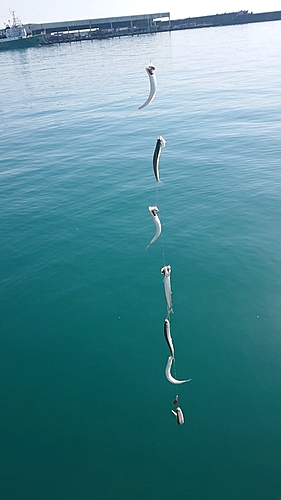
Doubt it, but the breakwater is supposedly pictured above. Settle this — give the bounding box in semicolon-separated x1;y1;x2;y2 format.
172;9;281;30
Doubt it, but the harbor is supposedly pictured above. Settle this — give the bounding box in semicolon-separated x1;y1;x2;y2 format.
2;7;281;499
1;10;281;47
23;9;281;45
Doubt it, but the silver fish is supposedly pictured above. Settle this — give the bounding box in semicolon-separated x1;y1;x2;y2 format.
146;205;161;249
165;356;191;385
161;265;173;314
138;64;157;110
152;135;166;183
164;317;174;358
171;407;185;425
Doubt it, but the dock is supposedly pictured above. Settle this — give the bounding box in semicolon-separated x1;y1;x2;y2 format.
24;13;170;44
23;10;281;45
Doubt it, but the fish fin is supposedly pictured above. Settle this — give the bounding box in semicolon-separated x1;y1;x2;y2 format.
171;410;177;417
157;179;163;185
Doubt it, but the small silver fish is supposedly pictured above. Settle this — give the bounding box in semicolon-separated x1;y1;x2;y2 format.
161;265;173;314
165;356;191;385
138;64;157;110
164;317;174;358
171;407;185;425
153;135;166;183
146;205;162;249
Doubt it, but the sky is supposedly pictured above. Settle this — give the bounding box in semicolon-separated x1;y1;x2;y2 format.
0;0;280;25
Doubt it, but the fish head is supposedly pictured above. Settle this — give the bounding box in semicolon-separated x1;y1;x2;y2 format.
161;265;171;277
149;205;159;216
164;317;170;328
146;65;155;76
157;136;166;148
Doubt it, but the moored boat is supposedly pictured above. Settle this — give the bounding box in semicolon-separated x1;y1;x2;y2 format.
0;11;43;50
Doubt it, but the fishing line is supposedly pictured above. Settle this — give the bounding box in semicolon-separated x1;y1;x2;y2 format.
142;61;186;421
155;183;166;268
153;109;180;397
173;356;177;379
154;151;177;381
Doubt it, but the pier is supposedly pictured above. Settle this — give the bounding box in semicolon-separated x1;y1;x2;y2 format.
23;10;281;45
24;13;170;43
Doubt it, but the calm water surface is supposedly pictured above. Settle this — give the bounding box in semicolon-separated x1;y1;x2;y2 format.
1;21;281;500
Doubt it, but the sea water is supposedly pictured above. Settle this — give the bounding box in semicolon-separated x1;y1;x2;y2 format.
1;21;281;500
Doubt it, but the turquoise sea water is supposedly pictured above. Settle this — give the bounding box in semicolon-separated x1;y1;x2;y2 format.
1;21;281;499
